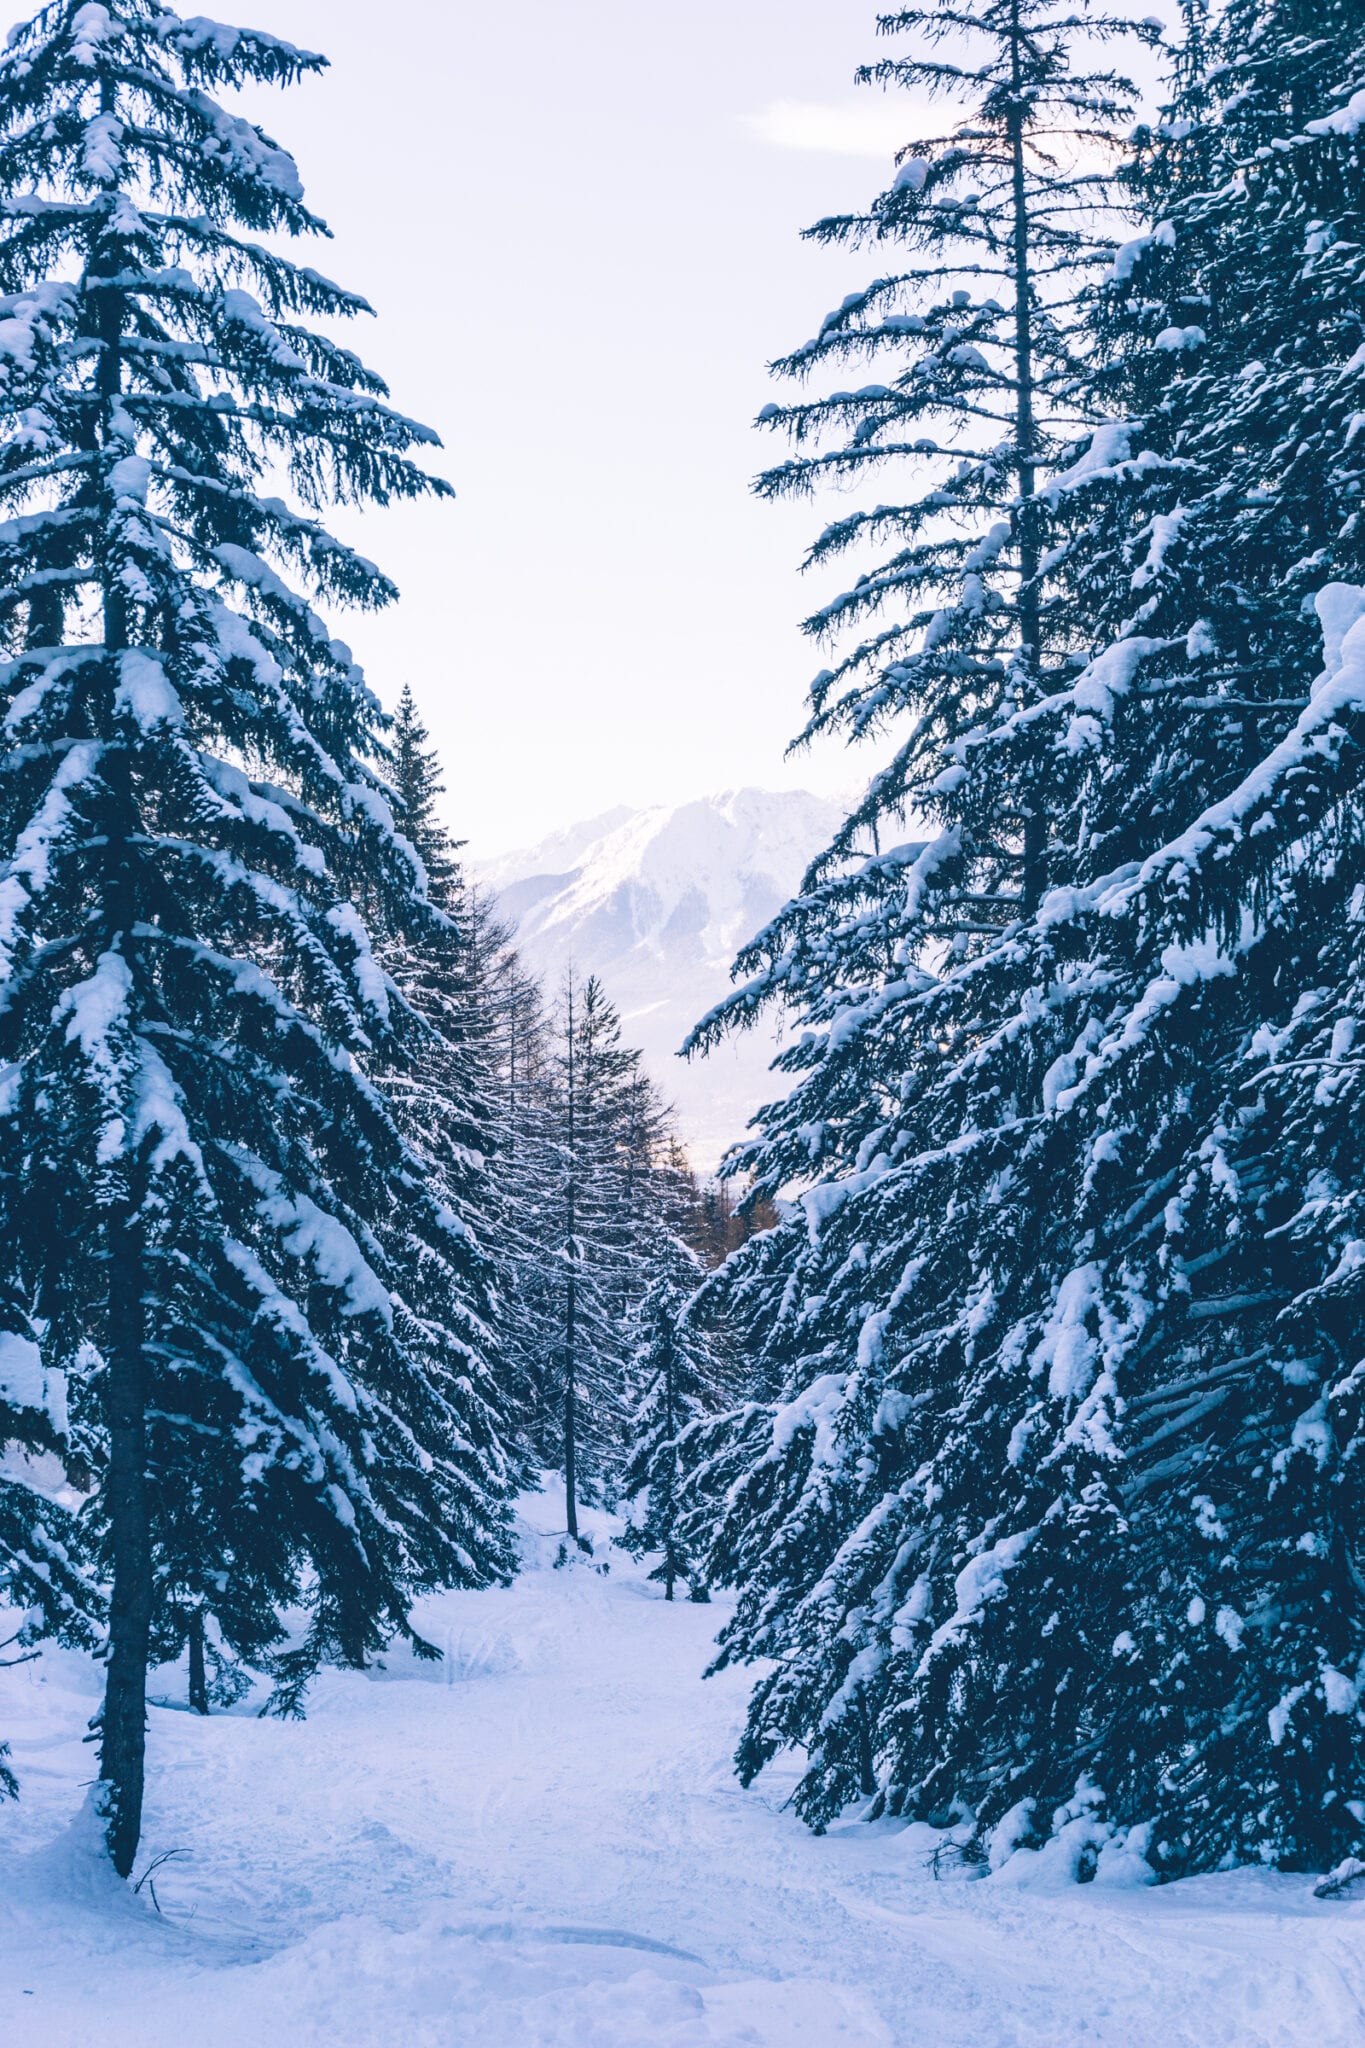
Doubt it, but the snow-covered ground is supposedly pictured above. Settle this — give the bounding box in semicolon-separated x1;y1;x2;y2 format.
3;1487;1363;2047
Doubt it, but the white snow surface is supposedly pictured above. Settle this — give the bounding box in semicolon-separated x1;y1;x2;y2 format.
3;1485;1363;2046
0;1332;58;1426
475;789;848;1171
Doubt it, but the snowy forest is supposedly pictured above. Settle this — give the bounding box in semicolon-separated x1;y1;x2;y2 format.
2;1;1365;2042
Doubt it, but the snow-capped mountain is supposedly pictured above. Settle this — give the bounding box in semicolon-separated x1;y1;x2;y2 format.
475;789;847;1172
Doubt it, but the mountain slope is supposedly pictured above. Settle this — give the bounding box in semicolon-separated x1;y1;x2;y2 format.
475;789;847;1171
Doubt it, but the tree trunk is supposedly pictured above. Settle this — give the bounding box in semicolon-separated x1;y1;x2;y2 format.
662;1330;676;1600
855;1685;877;1799
100;1214;152;1877
188;1608;209;1716
563;1274;579;1543
97;750;151;1876
1007;0;1045;913
563;982;580;1543
92;163;152;1876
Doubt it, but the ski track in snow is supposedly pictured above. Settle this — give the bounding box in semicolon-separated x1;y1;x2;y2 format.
2;1488;1363;2047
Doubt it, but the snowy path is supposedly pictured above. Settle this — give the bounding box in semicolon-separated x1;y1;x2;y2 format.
3;1487;1364;2047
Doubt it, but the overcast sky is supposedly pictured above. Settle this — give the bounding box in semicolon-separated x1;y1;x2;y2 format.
230;1;931;855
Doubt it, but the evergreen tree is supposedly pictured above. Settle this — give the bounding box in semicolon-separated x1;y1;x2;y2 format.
374;683;513;1494
691;0;1365;1877
0;0;511;1874
377;690;549;1482
546;973;649;1537
620;1272;715;1602
476;911;561;1475
684;1171;782;1271
874;0;1365;1878
487;964;711;1534
387;683;463;901
684;0;1160;1836
936;0;1365;1875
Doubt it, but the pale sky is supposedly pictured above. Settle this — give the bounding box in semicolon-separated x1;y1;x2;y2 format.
231;1;924;855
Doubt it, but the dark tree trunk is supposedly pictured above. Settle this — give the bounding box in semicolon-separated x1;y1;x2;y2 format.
1006;0;1045;914
563;1285;579;1543
98;751;151;1875
92;177;151;1875
855;1685;877;1799
188;1608;209;1716
100;1213;152;1877
563;983;580;1543
662;1331;677;1600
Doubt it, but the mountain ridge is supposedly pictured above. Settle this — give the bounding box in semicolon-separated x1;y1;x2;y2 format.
473;787;847;1171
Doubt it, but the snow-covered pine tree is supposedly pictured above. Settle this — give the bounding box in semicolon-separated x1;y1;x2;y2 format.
506;966;709;1535
387;683;463;902
0;0;511;1874
474;916;563;1476
543;973;651;1538
620;1270;716;1602
682;1171;782;1272
680;0;1169;1834
377;687;551;1479
910;0;1365;1875
365;739;520;1640
858;0;1365;1878
693;0;1365;1876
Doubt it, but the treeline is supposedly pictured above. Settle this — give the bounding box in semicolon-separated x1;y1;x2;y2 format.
679;0;1365;1884
0;0;732;1876
384;684;743;1537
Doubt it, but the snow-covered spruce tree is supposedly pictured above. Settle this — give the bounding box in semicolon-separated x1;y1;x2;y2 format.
693;0;1365;1875
387;683;463;901
377;688;549;1479
371;683;513;1456
620;1271;717;1601
509;965;714;1536
363;711;520;1643
475;917;563;1475
683;0;1160;1834
0;0;511;1874
873;0;1365;1879
542;973;664;1538
923;0;1365;1877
